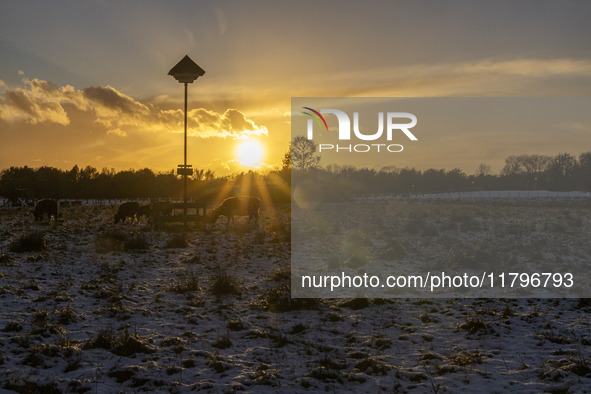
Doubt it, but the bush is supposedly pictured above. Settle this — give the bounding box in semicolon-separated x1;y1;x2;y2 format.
56;306;78;325
10;231;46;253
0;253;13;266
260;284;319;313
95;229;149;253
167;270;200;293
210;268;241;296
124;234;150;251
164;234;189;248
83;328;154;356
95;229;128;253
212;332;232;349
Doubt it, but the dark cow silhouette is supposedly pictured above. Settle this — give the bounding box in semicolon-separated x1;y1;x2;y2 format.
33;199;59;222
151;201;173;217
137;203;152;221
206;196;260;224
114;201;139;224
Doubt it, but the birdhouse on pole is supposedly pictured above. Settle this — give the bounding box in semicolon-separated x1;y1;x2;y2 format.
168;55;205;227
168;55;205;83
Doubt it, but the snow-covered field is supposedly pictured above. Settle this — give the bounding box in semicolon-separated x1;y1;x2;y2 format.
1;203;590;393
356;190;591;200
292;198;591;298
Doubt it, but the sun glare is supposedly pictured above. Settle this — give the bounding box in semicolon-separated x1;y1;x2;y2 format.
236;140;264;168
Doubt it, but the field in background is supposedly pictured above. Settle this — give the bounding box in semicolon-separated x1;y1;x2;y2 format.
293;196;591;298
361;190;591;200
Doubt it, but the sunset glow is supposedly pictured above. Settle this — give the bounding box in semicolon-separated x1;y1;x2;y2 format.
1;1;591;175
236;140;264;168
2;2;591;392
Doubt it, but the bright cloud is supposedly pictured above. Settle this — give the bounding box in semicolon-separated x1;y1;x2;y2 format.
0;79;79;125
0;78;268;139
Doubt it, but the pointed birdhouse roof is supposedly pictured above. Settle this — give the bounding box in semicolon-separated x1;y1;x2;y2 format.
168;55;205;83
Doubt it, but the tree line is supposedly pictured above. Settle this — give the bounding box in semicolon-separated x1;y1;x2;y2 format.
0;165;290;204
1;150;590;203
314;152;591;195
289;136;591;195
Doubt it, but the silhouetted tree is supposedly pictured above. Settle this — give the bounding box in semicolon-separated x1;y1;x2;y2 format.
291;136;319;170
282;143;291;170
574;152;591;191
476;163;492;177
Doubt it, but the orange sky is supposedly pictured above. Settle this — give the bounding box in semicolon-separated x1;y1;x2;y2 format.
1;1;591;175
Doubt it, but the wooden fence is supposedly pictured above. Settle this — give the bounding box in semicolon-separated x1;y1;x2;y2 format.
152;201;206;226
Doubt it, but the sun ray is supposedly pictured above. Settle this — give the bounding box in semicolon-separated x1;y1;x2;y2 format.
238;171;252;197
268;172;292;197
254;173;276;219
212;176;237;209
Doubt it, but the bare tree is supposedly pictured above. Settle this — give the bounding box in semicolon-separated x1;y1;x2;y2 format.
291;136;320;170
193;169;215;181
501;154;552;176
476;163;492;177
281;143;291;170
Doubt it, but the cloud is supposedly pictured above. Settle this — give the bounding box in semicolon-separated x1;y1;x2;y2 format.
185;108;268;139
106;128;127;137
0;79;72;125
214;8;228;35
288;58;591;97
84;85;149;114
0;77;268;139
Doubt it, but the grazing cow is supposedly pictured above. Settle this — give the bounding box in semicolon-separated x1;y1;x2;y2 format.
151;201;173;216
114;201;139;224
206;196;261;224
33;199;59;222
137;203;152;221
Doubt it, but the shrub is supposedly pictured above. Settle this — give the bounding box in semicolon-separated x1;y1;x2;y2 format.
0;253;13;266
260;284;319;313
227;319;246;331
206;351;232;373
209;268;241;296
165;234;189;248
56;306;78;325
340;298;370;310
124;233;150;251
447;350;483;366
458;316;494;335
95;229;128;253
167;269;200;293
10;231;46;252
83;328;154;356
95;229;149;252
212;332;232;349
2;321;23;332
82;328;117;350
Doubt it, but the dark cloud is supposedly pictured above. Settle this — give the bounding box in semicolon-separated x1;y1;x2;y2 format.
84;85;148;114
5;90;35;116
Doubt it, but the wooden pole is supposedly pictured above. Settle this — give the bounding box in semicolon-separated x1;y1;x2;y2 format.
184;82;188;228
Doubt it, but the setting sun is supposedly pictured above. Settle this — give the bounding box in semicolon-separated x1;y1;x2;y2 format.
236;140;264;168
